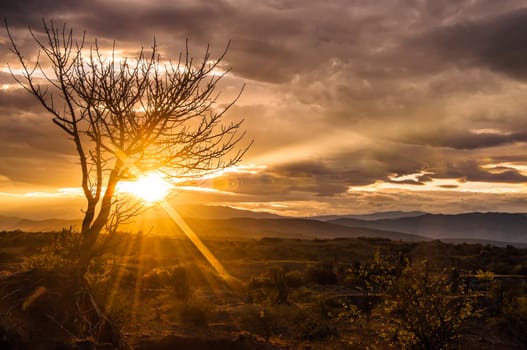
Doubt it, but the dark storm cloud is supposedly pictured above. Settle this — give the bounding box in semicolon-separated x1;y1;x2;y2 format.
80;1;234;43
0;1;413;83
401;129;527;150
438;184;459;189
207;143;527;198
207;138;527;199
0;116;73;157
430;160;527;183
2;0;302;82
196;159;381;197
0;72;14;84
0;0;96;29
3;1;524;83
0;89;76;185
0;87;43;113
271;161;374;195
414;7;527;80
208;162;354;197
387;179;425;186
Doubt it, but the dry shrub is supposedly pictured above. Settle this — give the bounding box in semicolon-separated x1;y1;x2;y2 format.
171;266;191;301
0;268;124;349
306;264;337;285
141;265;192;300
179;301;211;327
142;267;173;289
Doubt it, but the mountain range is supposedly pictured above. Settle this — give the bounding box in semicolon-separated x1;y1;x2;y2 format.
309;211;426;221
1;206;527;246
329;212;527;244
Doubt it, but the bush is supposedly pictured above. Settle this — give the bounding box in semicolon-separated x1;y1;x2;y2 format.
270;267;288;304
171;266;191;301
285;270;305;288
495;296;527;344
179;301;210;327
142;267;172;289
299;316;337;341
382;266;477;349
307;264;337;285
248;275;273;290
141;265;192;300
247;267;292;304
20;228;83;270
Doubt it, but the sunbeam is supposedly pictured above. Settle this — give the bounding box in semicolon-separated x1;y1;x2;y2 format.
112;150;236;286
161;202;236;284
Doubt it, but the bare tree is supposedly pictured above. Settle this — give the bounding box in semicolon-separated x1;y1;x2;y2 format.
6;19;250;276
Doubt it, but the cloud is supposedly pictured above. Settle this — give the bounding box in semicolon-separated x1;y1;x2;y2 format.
0;87;42;113
400;129;527;150
433;160;527;183
0;88;79;187
2;0;527;216
413;7;527;80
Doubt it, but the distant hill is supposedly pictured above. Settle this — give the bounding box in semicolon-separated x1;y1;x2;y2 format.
169;204;283;220
5;208;527;245
0;211;426;242
0;205;281;232
120;208;427;241
330;212;527;243
440;238;527;249
0;215;79;232
183;217;427;241
310;211;426;221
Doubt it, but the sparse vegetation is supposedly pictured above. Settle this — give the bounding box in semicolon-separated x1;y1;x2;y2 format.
1;231;527;349
381;264;477;349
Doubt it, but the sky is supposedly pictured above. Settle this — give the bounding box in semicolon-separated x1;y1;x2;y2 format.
2;0;527;218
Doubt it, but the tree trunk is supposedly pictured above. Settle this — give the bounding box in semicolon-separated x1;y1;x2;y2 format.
76;229;100;278
76;168;120;278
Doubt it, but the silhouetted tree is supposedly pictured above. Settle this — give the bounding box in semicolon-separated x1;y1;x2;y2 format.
6;20;250;276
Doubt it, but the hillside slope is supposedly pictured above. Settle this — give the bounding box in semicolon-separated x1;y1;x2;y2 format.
330;212;527;243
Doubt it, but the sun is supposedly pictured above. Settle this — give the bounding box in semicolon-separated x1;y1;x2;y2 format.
117;172;172;203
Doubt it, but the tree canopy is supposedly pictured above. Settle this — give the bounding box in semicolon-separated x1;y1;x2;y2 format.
6;19;250;272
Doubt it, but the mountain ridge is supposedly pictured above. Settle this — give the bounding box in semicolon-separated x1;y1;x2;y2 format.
3;208;527;245
309;211;426;221
330;212;527;243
